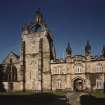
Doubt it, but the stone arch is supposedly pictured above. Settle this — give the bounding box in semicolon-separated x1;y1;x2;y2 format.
71;76;86;91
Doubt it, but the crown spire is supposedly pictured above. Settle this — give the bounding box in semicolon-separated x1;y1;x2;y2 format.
85;40;91;56
66;42;72;57
35;8;44;24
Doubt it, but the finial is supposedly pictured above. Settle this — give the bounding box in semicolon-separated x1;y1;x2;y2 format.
85;40;91;56
102;45;105;58
66;42;72;56
35;8;43;24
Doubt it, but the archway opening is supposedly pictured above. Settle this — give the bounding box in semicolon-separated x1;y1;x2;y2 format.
73;78;84;91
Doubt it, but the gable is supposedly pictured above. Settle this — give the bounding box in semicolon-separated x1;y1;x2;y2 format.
2;51;20;64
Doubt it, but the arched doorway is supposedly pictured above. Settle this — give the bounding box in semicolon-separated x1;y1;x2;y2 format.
73;78;84;91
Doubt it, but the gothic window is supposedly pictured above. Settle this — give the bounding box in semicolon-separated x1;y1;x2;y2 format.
75;64;83;73
96;80;103;89
6;59;17;81
96;63;102;73
6;64;17;81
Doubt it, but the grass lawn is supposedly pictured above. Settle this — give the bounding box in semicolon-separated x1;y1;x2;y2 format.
53;90;69;96
91;90;105;98
0;91;35;95
0;90;67;96
1;90;105;98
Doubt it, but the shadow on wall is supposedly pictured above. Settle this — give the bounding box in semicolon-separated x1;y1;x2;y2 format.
0;82;6;92
80;95;105;105
0;93;70;105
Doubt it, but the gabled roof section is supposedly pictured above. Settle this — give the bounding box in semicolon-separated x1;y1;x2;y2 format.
2;51;20;64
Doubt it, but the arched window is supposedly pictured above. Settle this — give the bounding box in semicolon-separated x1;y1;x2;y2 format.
12;66;17;81
6;59;17;82
74;64;83;73
96;63;102;73
6;64;17;81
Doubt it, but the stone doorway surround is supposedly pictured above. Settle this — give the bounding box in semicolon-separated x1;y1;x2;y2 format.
72;77;85;92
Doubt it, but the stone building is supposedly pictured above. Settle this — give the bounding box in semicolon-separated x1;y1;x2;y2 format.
0;9;105;92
